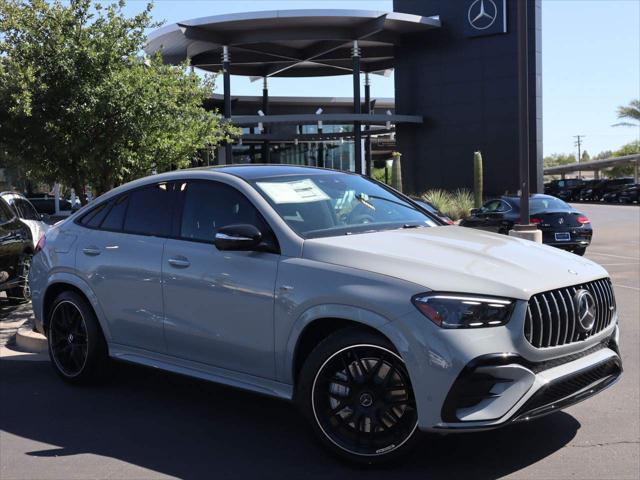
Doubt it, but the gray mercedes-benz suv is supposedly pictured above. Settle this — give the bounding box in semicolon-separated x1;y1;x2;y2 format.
30;166;622;463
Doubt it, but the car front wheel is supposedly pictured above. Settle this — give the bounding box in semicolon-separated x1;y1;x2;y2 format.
47;291;108;384
296;328;420;464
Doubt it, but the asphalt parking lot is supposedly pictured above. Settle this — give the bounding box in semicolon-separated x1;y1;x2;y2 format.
0;203;638;480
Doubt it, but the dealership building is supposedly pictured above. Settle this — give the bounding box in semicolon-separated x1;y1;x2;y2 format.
146;0;542;195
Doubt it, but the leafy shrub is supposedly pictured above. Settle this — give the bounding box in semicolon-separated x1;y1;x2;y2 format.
421;189;474;221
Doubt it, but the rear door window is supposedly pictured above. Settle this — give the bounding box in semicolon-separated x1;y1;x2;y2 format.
101;195;129;232
123;183;172;237
80;201;112;228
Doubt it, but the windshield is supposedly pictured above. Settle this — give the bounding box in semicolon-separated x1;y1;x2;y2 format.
250;173;438;238
530;196;571;212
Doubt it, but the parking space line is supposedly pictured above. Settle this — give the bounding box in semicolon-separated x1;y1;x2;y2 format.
587;252;640;261
613;284;640;291
598;263;637;266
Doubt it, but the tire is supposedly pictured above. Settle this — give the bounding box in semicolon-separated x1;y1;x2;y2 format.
296;328;420;465
573;247;586;256
6;253;32;304
47;290;109;384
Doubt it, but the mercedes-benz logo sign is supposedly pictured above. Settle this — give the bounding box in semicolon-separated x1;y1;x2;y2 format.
558;217;565;225
468;0;498;30
574;289;597;332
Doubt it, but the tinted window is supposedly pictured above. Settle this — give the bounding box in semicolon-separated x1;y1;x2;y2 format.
80;201;112;228
0;199;13;223
482;200;502;212
101;195;129;231
123;184;172;236
17;199;39;220
530;197;571;213
180;181;268;243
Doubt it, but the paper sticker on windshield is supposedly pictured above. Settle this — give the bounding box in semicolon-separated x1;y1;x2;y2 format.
257;179;330;204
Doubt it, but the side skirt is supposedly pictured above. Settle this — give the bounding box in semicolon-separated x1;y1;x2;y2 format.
109;343;294;401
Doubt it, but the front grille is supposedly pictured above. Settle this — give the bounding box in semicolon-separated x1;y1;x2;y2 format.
524;278;615;348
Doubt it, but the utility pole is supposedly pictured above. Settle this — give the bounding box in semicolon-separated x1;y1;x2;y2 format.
574;134;585;178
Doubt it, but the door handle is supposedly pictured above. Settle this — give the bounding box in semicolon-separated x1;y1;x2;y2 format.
168;257;190;268
82;247;101;256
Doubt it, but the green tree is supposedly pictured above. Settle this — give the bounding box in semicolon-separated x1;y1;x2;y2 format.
580;150;590;163
0;0;238;201
543;153;576;168
613;99;640;127
604;140;640;177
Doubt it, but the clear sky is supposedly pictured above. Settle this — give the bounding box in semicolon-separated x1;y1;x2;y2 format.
124;0;640;157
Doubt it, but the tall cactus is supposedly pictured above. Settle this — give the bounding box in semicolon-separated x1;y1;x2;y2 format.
390;151;403;192
473;150;483;208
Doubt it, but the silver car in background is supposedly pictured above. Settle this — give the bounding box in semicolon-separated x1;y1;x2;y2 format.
1;191;49;244
29;166;622;464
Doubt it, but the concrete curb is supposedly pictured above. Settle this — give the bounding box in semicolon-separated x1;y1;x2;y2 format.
15;323;48;353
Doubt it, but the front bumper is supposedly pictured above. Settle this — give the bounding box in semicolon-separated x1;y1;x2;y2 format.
381;304;621;433
437;337;621;430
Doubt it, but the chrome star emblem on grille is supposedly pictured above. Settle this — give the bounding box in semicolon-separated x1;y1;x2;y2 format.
574;289;597;332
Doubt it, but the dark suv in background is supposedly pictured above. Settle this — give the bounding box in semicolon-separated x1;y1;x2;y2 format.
544;178;584;201
581;178;635;202
0;196;33;303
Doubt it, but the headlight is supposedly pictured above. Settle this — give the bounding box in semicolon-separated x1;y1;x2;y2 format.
412;293;515;329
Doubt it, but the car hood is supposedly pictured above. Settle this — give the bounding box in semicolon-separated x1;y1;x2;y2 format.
302;226;608;300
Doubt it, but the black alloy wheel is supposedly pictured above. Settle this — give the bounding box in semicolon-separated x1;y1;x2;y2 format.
47;291;108;384
49;300;89;377
298;329;419;463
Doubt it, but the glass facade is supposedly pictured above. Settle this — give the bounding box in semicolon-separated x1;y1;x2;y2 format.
230;124;359;172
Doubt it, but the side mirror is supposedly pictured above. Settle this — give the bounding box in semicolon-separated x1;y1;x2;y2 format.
214;224;262;251
470;208;481;215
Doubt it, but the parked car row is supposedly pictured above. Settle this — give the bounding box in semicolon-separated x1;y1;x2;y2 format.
545;177;638;203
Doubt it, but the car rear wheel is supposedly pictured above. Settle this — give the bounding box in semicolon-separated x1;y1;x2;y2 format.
47;291;108;384
573;247;586;256
6;253;32;304
296;328;420;464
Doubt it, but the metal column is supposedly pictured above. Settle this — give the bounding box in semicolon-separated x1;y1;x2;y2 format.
364;72;371;176
222;46;233;163
352;40;363;174
516;2;530;225
262;76;271;164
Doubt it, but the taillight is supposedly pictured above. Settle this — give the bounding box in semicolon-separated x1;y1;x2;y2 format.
577;216;590;224
35;234;46;253
530;217;542;224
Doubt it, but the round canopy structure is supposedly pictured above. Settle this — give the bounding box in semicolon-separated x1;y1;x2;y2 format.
145;9;440;77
